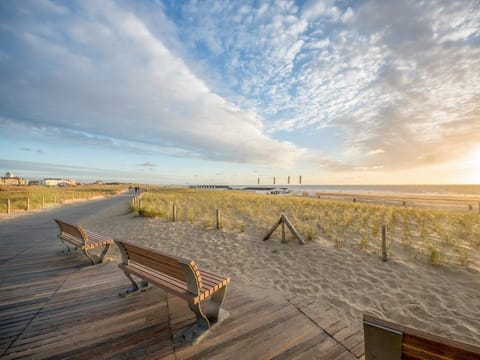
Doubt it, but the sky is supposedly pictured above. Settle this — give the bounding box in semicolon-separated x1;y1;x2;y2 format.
0;0;479;185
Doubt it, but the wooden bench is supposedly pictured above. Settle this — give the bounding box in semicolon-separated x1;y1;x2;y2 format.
363;314;480;359
54;219;113;265
115;239;230;342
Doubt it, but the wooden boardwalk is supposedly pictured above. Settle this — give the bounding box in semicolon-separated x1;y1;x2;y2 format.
0;228;365;359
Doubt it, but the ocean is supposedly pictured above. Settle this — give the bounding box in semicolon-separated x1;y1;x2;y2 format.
232;184;480;199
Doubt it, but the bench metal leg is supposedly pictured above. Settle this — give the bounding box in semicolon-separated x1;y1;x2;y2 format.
82;249;97;265
203;286;228;323
118;271;150;297
182;287;229;342
184;301;211;342
188;301;210;329
81;244;112;265
97;243;111;263
58;236;72;253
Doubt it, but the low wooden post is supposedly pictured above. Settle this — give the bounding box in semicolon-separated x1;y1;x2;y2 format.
7;199;11;214
42;195;45;208
382;225;387;262
215;208;220;230
139;200;143;209
54;195;57;205
173;204;177;222
281;220;286;243
26;198;30;211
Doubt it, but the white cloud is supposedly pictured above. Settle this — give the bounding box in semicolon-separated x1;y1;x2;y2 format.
0;0;304;168
368;149;385;156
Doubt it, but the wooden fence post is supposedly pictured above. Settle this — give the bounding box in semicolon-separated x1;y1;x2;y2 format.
54;195;57;205
26;198;30;211
42;195;45;208
382;224;387;262
216;208;221;229
173;204;177;222
7;199;10;214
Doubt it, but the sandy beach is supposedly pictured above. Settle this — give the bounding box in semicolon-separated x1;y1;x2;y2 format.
76;194;480;348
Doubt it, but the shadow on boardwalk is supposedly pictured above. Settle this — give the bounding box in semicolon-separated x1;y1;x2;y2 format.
0;208;364;359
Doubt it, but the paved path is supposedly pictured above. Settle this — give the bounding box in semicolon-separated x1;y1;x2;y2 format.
0;191;136;266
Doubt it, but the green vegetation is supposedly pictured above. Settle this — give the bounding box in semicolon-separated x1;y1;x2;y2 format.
0;185;127;213
131;188;480;268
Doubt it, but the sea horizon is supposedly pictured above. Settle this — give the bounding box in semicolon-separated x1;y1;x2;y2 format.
208;184;480;198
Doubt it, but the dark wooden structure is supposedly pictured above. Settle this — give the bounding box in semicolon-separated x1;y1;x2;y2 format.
116;239;230;342
363;314;480;360
263;214;305;245
54;219;113;264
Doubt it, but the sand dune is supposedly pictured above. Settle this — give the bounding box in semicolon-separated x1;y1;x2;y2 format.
79;198;480;348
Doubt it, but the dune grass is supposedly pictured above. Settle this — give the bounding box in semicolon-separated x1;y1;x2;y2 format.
131;188;480;268
0;185;127;213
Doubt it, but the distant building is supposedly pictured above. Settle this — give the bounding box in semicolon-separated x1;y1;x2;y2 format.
44;178;76;187
44;178;63;186
1;172;28;186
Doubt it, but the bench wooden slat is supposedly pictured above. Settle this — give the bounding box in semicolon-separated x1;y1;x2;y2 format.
59;233;84;246
84;230;114;241
117;240;194;266
125;262;190;293
127;254;187;282
119;263;194;300
123;245;186;270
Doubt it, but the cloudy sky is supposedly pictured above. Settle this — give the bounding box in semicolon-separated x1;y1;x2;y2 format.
1;0;479;185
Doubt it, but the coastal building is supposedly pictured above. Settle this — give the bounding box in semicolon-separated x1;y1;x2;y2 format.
44;178;62;186
44;178;76;187
0;172;28;186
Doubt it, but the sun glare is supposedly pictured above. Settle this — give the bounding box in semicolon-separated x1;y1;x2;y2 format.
474;147;480;165
470;147;480;183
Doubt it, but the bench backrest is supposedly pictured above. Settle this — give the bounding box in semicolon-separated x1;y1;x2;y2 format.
363;314;480;360
54;219;88;245
115;239;203;294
